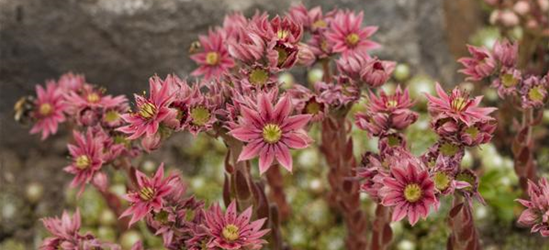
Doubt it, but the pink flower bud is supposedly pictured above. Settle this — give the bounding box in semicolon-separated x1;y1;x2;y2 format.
499;10;520;27
141;133;162;152
297;43;316;66
513;1;530;15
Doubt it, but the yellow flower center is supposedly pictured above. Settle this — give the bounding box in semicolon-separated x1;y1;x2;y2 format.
75;155;91;170
528;86;545;102
190;106;211;126
39;103;53;116
205;52;220;66
403;183;422;203
386;99;398;108
249;69;269;86
320;39;329;52
451;97;468;112
87;93;100;103
277;29;290;40
440;142;459;156
387;135;401;147
501;74;519;88
312;20;327;29
433;172;451;191
104;110;120;123
262;124;282;144
154;210;169;225
276;47;288;66
305;101;321;115
345;33;360;46
138;102;157;120
139;186;155;201
222;224;240;242
464;126;479;139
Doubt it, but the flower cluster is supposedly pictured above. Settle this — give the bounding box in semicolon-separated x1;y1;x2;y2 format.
22;73;140;193
119;164;269;249
357;83;497;225
516;177;549;237
16;4;525;250
459;39;549;109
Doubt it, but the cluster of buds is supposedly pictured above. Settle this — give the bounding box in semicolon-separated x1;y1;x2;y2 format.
484;0;549;33
357;83;497;225
459;39;549;109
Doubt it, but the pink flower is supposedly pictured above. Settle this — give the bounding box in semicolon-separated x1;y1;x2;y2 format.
118;75;178;140
336;50;395;87
227;30;265;63
355;86;418;135
491;67;521;98
317;77;361;107
368;85;415;113
288;5;332;33
64;129;105;195
297;42;316;66
222;12;248;39
360;57;396;87
121;163;177;226
516;178;549;237
493;39;518;67
204;201;270;250
380;162;438;226
266;40;299;69
229;93;312;174
425;83;496;126
286;84;327;122
180;87;218;136
191;30;235;80
325;10;380;54
336;49;370;80
57;73;85;92
308;32;333;58
30;81;67;140
65;84;127;112
459;120;496;146
101;95;130;128
41;209;114;250
520;75;548;109
358;152;388;202
458;45;497;81
266;15;303;44
42;209;82;242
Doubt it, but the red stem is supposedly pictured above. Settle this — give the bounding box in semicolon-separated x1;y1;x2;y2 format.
321;115;368;250
265;164;291;222
370;205;393;250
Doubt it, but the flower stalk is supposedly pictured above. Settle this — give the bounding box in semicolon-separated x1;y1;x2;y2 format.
321;114;368;250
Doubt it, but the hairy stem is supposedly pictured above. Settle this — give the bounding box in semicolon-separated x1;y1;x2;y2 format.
447;197;480;250
265;164;291;222
370;205;393;250
321;115;368;250
221;133;284;249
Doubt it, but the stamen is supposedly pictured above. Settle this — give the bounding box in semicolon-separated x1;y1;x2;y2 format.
262;124;282;144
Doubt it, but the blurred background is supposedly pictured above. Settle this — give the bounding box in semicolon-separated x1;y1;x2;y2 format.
1;0;548;249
